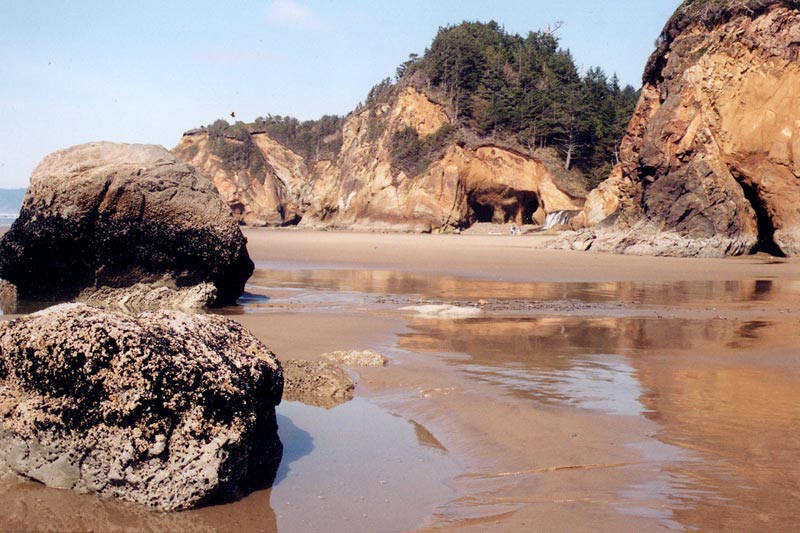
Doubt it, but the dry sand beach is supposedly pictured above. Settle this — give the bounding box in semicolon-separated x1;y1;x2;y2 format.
2;228;800;531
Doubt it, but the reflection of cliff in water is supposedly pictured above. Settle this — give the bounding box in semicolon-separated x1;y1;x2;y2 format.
400;315;795;368
399;310;800;531
633;336;800;531
249;268;797;311
241;265;800;530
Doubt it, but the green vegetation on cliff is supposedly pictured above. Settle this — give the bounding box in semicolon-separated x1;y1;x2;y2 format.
207;119;268;180
389;124;455;177
400;21;639;188
199;20;640;193
671;0;791;27
252;114;345;163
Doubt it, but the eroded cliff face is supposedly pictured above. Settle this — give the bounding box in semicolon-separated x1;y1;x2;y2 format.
570;3;800;257
174;87;582;231
304;87;579;231
173;130;309;226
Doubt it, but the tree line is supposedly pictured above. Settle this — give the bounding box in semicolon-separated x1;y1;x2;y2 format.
202;20;640;191
401;21;639;187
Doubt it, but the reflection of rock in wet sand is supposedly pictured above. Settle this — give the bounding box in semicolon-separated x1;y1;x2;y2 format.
0;473;279;533
253;265;800;317
399;305;800;530
633;345;800;531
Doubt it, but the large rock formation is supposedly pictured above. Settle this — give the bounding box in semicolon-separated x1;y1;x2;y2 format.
173;128;310;227
0;303;283;511
566;1;800;257
303;88;583;232
0;142;253;305
173;87;584;232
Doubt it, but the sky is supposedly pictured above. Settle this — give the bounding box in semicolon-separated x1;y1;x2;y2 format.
0;0;681;188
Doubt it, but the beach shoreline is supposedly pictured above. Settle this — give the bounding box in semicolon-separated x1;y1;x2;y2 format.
2;228;800;531
239;229;800;531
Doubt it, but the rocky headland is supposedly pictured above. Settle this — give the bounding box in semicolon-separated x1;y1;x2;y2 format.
174;87;585;233
173;22;640;234
563;0;800;257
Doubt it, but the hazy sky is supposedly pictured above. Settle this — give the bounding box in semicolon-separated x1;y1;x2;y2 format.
0;0;681;188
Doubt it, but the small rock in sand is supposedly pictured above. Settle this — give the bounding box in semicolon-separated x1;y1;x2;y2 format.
321;350;388;367
282;360;354;409
400;304;483;319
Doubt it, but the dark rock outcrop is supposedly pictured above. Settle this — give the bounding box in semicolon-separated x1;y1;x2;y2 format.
0;142;253;305
0;303;283;511
563;1;800;257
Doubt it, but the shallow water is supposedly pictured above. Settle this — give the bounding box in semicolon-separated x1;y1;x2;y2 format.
243;266;800;531
246;266;800;313
3;262;799;531
272;399;458;532
0;398;457;532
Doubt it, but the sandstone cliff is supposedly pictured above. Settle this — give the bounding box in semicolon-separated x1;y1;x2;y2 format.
568;1;800;257
173;127;309;227
301;87;583;232
174;87;583;231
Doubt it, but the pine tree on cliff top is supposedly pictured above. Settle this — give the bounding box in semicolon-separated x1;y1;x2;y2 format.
404;21;639;187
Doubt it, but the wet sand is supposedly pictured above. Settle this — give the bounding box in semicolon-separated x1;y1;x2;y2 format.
3;228;800;531
239;229;800;531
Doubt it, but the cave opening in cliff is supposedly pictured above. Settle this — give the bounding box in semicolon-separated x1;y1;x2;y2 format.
468;199;496;223
467;189;539;225
518;192;540;224
739;181;785;257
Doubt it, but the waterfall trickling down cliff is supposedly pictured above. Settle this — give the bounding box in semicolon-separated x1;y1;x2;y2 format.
543;210;575;230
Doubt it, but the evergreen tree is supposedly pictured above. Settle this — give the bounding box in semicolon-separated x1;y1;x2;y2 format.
415;20;639;185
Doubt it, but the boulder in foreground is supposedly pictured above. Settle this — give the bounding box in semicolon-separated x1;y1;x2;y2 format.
0;142;253;305
0;303;283;511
